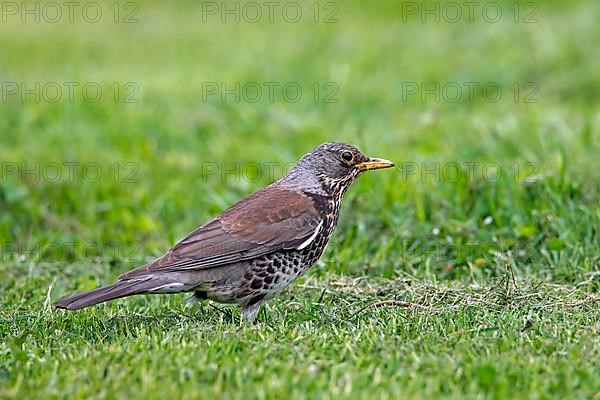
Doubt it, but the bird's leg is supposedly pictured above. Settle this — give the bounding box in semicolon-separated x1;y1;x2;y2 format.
241;302;263;323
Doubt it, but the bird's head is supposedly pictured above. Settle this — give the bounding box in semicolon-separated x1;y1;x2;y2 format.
291;142;395;195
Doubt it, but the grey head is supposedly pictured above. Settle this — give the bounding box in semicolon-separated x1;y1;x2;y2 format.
279;142;395;196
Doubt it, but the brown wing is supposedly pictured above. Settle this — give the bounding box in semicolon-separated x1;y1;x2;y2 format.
119;187;322;280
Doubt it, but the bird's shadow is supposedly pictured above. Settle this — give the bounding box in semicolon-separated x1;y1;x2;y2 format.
52;302;247;343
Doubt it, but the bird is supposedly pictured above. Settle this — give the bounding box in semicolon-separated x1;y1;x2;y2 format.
55;142;394;322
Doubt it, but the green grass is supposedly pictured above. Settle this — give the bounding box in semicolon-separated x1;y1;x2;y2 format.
1;0;599;398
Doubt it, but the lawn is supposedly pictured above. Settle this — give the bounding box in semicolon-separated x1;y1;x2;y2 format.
1;0;599;398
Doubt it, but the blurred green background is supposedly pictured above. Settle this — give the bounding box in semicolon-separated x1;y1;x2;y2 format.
1;0;599;398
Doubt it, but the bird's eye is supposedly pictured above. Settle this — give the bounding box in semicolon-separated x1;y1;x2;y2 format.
340;150;354;163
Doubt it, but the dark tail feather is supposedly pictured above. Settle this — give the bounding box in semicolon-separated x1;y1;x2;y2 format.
54;279;159;310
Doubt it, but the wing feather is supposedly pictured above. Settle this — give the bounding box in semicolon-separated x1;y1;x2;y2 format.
119;186;322;279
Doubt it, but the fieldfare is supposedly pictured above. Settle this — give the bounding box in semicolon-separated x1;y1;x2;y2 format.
55;142;394;322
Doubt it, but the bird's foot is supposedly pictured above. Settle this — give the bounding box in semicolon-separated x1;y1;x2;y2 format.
240;302;263;324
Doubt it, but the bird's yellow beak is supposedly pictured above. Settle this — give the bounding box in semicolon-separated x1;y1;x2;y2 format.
355;157;395;171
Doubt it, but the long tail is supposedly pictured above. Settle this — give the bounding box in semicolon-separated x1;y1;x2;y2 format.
54;278;169;310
